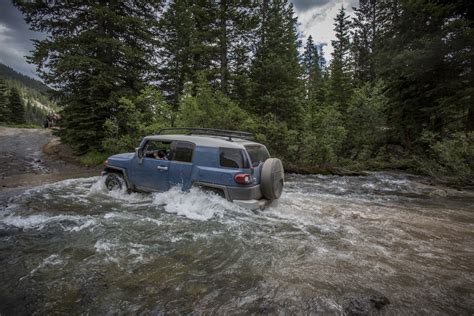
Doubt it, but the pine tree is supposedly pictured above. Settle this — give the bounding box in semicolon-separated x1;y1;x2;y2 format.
25;100;33;123
188;1;220;90
328;6;353;111
351;0;387;83
158;0;257;108
14;1;164;153
249;0;303;128
8;87;25;124
158;0;194;110
377;0;473;146
0;79;9;122
217;1;258;96
302;35;322;103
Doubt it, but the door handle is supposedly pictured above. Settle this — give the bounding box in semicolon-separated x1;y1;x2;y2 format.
157;166;168;171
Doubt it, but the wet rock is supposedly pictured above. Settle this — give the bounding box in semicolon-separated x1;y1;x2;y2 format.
351;212;361;219
429;189;448;197
342;294;390;315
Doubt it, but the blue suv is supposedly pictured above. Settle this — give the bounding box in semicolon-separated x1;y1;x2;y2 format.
102;128;284;209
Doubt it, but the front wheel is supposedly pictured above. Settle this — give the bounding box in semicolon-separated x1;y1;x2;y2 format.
104;173;126;192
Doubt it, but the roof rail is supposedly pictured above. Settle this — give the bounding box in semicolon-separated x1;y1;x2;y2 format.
157;127;254;141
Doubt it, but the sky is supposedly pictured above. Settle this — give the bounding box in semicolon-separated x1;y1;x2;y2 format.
0;0;358;81
293;0;359;57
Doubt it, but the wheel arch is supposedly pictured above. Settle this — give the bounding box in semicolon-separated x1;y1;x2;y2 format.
103;166;132;190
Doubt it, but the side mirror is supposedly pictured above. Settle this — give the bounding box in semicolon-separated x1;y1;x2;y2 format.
136;147;144;159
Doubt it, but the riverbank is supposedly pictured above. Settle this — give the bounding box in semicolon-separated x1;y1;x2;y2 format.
1;126;471;193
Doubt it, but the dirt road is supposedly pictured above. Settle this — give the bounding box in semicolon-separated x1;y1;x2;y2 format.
0;127;100;191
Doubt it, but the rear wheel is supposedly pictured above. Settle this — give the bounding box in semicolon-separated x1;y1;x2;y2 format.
105;173;126;192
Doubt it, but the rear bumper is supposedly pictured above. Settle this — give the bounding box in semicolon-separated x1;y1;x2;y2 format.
192;182;280;210
227;184;263;200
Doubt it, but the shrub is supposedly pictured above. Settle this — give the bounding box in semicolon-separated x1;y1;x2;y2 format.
416;131;474;183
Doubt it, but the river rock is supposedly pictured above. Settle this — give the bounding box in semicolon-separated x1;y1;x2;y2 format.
429;188;448;197
342;294;390;315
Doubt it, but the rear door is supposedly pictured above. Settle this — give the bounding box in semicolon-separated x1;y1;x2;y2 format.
168;141;195;190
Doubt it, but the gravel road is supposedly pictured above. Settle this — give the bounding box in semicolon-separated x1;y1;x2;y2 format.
0;127;100;202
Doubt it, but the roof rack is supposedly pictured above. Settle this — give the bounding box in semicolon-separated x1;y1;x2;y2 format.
157;127;254;141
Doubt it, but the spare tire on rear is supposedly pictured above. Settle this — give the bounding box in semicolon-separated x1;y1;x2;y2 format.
260;158;284;200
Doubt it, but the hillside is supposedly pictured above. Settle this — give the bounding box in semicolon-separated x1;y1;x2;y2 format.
0;62;56;125
0;63;49;93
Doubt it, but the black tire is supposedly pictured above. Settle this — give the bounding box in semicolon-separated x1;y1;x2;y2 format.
260;158;284;200
105;173;126;191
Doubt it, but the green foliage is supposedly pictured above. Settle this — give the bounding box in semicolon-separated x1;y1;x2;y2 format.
15;0;164;154
158;0;194;108
8;87;25;124
301;106;347;166
102;87;172;153
79;150;110;167
376;0;473;145
327;6;353;110
251;113;297;164
345;80;388;159
177;73;253;130
415;131;474;183
249;0;304;128
12;0;473;183
0;79;9;123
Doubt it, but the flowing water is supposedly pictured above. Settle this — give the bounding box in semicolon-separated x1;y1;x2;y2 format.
0;173;473;314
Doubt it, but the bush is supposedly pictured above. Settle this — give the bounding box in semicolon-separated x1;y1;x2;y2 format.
416;131;474;183
102;86;172;153
300;105;347;166
252;113;298;164
79;150;109;166
177;73;254;130
345;80;387;160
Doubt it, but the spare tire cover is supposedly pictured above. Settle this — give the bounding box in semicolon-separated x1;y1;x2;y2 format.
260;158;284;200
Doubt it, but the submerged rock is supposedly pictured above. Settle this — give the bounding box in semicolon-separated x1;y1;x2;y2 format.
342;294;390;315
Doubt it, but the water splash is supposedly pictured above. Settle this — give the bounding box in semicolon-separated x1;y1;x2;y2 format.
0;173;473;314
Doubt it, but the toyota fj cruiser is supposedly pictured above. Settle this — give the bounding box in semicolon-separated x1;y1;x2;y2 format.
102;128;284;210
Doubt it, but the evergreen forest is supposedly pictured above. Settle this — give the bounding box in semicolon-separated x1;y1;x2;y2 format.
0;63;53;127
13;0;474;183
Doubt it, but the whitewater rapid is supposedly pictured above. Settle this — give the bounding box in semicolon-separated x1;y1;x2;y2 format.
0;173;473;314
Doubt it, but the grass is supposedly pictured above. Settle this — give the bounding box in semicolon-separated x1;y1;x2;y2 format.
79;150;110;166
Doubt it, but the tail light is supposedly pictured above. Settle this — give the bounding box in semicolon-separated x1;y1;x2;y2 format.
234;173;253;184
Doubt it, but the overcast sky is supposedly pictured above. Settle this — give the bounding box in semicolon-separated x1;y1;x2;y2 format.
0;0;358;81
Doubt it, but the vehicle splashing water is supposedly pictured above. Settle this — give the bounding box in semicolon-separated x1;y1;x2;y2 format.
0;173;473;314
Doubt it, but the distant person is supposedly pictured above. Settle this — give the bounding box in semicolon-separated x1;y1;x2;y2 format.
44;114;53;128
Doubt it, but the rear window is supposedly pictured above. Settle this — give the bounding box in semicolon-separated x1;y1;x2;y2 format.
245;145;270;167
171;141;194;163
219;148;249;168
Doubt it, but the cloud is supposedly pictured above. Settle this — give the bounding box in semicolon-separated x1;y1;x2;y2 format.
291;0;332;12
293;0;359;63
0;1;45;80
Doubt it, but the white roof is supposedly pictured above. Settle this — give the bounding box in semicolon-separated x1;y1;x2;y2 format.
144;134;261;149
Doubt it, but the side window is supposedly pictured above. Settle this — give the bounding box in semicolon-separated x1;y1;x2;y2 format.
171;141;194;163
143;140;171;159
245;145;270;167
219;148;249;168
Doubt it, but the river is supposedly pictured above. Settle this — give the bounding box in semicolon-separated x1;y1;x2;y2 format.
0;172;473;314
